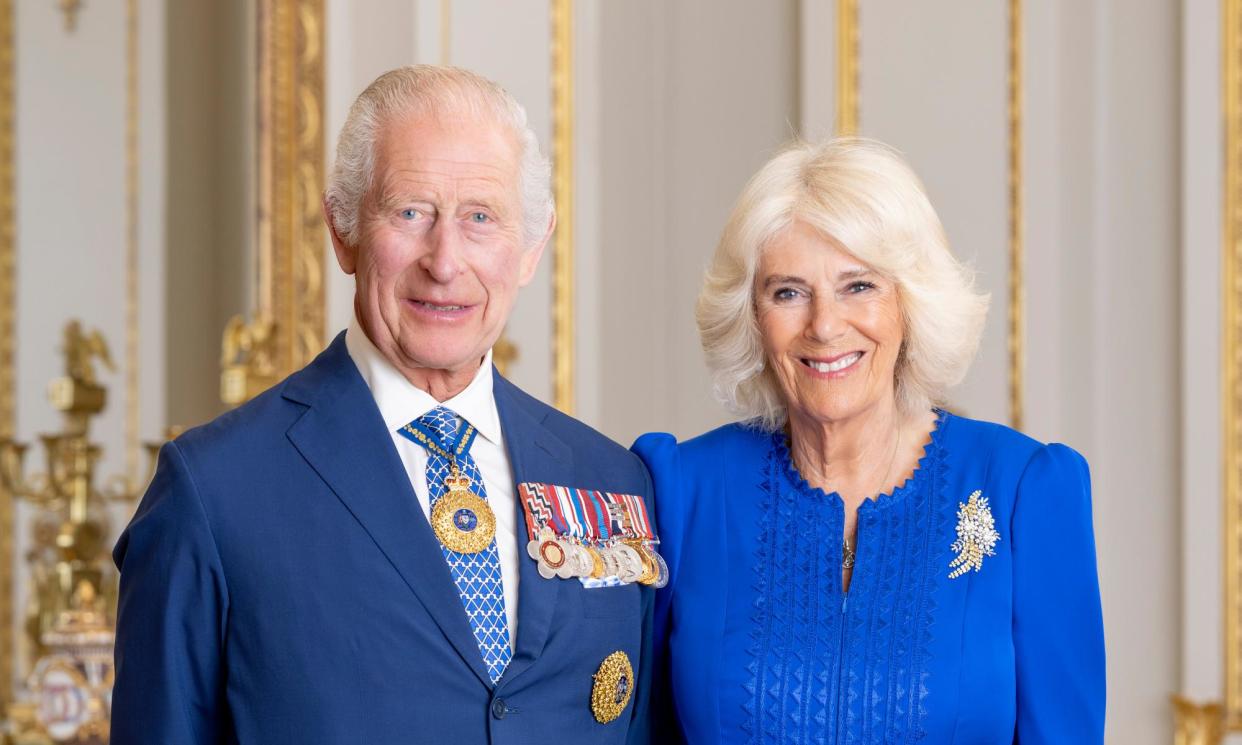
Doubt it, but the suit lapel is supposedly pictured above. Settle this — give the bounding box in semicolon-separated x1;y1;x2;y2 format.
492;371;571;684
283;335;493;688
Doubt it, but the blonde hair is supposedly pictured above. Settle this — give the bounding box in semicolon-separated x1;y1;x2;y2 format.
324;65;552;247
697;137;990;430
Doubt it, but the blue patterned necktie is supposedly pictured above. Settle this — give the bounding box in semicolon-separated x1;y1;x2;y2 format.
400;406;511;683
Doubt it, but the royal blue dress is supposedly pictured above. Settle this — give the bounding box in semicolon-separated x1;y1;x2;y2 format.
632;410;1105;745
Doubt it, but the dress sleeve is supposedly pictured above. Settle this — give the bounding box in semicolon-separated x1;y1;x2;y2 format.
110;441;231;745
631;432;687;745
1011;443;1106;744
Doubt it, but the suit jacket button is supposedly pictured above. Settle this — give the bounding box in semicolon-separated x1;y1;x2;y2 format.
491;698;508;719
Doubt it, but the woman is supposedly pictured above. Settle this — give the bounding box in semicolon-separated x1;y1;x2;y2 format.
633;139;1105;744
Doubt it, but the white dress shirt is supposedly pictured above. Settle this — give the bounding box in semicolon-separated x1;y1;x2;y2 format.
345;317;520;647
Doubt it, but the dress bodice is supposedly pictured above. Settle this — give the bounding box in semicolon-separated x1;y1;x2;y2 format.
633;411;1105;745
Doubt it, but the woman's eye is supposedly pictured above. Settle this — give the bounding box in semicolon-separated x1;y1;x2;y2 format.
773;288;801;302
400;208;420;220
845;281;876;294
469;212;490;224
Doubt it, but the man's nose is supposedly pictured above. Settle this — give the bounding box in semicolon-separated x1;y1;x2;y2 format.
421;218;465;282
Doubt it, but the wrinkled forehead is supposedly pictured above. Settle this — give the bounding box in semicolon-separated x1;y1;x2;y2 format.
371;112;522;200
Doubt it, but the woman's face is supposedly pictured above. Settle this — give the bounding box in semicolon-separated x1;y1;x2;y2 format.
755;221;904;426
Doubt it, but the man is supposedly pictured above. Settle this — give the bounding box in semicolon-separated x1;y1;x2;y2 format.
111;66;655;744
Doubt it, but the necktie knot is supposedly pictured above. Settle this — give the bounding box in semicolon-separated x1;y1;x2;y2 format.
416;406;459;442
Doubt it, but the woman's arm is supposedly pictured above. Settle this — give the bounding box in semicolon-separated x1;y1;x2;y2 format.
1011;443;1106;744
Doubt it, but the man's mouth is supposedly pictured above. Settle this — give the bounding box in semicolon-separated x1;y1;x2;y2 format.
411;300;469;312
801;351;863;374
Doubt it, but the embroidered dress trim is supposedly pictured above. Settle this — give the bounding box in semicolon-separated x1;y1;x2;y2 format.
742;410;949;744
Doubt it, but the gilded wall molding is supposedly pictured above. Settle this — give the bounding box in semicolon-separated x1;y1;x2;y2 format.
834;0;858;136
1007;0;1024;430
256;0;325;381
551;0;575;413
0;0;13;706
1224;0;1242;730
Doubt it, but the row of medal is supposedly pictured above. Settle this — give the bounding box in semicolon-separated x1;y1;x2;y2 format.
517;482;667;588
525;527;668;587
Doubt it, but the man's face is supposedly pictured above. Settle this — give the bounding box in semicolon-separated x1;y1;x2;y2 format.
331;112;546;384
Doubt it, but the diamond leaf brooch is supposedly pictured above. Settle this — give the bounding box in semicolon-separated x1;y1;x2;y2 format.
948;490;1000;579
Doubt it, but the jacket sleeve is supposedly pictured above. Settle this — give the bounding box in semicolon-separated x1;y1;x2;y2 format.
1011;443;1106;744
111;441;230;744
631;433;686;745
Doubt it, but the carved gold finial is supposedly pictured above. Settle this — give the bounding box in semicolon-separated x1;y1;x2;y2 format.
58;0;83;32
1172;696;1224;745
62;320;112;386
221;315;279;406
493;332;519;377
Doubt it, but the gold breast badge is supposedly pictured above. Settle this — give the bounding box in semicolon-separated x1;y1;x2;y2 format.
591;651;635;724
429;463;496;555
948;490;1000;579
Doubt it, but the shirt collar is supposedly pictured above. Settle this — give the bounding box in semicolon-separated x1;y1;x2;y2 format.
344;314;503;446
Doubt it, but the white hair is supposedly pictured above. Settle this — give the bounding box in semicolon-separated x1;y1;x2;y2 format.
324;65;553;248
697;137;990;431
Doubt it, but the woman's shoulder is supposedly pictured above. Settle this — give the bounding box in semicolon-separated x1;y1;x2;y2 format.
632;421;773;475
939;410;1089;486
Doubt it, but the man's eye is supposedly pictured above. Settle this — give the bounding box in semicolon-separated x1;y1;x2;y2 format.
469;212;490;224
400;208;420;220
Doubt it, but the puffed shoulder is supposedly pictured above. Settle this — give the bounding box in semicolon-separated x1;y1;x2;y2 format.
1011;442;1094;541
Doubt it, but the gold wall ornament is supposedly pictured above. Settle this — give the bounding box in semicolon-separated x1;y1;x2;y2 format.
237;0;325;408
1172;696;1225;745
0;323;152;740
550;0;574;414
834;0;859;136
492;333;518;378
0;0;14;707
1226;0;1242;730
220;315;279;407
57;0;83;33
1007;0;1025;431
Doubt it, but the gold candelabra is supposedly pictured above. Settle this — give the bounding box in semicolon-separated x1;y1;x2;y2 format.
0;321;156;744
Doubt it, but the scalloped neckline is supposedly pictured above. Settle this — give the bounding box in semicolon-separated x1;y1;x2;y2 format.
773;408;948;512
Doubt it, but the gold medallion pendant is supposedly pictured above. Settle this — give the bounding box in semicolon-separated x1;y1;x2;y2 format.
591;651;635;724
431;470;496;554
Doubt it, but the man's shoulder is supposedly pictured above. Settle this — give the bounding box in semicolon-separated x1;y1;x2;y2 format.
172;378;304;466
494;375;641;475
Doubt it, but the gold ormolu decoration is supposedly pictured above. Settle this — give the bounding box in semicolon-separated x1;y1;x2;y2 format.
429;468;496;555
237;0;325;408
57;0;83;32
1226;0;1242;732
220;314;280;406
0;0;13;708
0;322;157;740
550;0;574;414
834;0;858;136
1172;696;1225;745
590;651;634;724
1007;0;1025;430
948;490;999;579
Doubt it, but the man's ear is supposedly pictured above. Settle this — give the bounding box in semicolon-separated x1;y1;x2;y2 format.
518;209;556;286
324;196;357;275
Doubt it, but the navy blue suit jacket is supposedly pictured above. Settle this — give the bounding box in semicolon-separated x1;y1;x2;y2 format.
111;334;655;744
